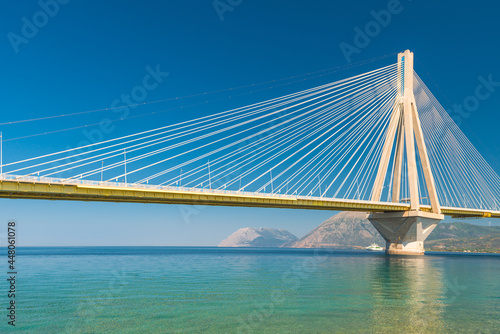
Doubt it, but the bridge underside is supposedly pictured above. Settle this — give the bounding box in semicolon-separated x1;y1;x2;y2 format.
0;179;498;218
0;179;409;212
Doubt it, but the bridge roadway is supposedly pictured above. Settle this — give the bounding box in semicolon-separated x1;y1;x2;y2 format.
0;175;499;218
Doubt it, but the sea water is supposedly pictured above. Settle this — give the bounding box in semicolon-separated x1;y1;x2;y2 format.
0;247;498;333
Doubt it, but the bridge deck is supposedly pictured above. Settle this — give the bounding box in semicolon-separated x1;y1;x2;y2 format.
0;177;498;218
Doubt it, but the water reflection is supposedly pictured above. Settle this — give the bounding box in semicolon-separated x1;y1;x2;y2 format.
370;256;446;333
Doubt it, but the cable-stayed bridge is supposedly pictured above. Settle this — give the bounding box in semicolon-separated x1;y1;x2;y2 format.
1;50;499;254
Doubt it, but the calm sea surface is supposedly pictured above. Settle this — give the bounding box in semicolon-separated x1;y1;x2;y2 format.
0;247;498;333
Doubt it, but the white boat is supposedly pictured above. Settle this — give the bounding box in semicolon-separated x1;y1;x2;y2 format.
365;243;383;251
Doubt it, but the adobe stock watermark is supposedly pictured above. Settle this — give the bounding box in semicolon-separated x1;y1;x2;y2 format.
7;0;71;54
64;64;169;165
213;0;243;21
447;74;500;127
237;249;334;333
177;105;298;225
64;268;130;333
443;276;467;304
177;157;246;225
339;0;410;63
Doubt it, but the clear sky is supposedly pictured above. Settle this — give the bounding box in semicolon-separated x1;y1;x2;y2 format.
1;0;499;246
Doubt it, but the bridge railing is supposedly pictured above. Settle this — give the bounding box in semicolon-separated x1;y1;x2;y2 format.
0;173;306;199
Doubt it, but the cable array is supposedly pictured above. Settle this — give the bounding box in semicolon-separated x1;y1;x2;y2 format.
5;63;497;211
414;72;500;210
2;63;401;201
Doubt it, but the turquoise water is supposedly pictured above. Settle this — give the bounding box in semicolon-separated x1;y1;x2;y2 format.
0;247;498;333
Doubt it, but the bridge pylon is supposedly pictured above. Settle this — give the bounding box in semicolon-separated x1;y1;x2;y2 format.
368;50;444;255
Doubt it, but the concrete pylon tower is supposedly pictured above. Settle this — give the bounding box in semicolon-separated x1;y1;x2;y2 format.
368;50;444;255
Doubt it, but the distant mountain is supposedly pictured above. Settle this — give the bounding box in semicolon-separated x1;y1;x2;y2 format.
426;222;500;252
219;214;500;252
284;213;500;252
427;222;499;241
283;211;384;248
218;227;298;247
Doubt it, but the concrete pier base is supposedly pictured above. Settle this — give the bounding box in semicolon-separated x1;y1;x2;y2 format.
368;211;444;255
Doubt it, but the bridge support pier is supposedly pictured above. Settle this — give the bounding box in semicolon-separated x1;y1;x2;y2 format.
368;211;444;255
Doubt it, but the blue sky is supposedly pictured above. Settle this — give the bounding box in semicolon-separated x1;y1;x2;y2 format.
1;0;499;246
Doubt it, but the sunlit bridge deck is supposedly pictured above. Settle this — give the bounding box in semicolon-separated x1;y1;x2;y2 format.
1;175;498;219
